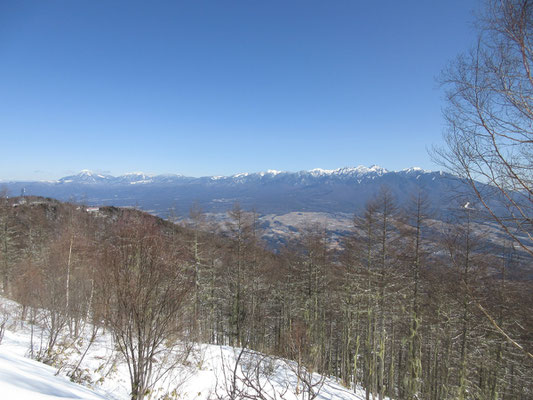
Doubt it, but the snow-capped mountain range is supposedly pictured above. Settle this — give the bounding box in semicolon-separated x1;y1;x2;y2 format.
54;165;434;186
2;165;468;217
2;165;503;247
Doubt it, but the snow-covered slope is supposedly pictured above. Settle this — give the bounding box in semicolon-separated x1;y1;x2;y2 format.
0;297;370;400
0;347;108;399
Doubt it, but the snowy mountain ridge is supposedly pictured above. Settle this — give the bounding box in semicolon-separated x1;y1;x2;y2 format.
54;165;435;185
1;164;468;221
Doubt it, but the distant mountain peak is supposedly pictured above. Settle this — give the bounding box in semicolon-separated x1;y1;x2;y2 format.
59;170;112;184
77;169;110;177
400;166;431;174
307;165;388;177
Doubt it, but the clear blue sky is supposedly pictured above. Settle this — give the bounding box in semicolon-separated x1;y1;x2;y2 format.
0;0;480;180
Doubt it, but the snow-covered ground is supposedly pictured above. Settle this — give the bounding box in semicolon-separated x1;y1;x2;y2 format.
0;347;108;399
0;297;369;399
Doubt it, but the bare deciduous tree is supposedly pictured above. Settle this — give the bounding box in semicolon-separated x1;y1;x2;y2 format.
435;0;533;362
101;214;192;400
435;0;533;256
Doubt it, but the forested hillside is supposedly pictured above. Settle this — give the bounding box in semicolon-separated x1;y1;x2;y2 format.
0;192;531;399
